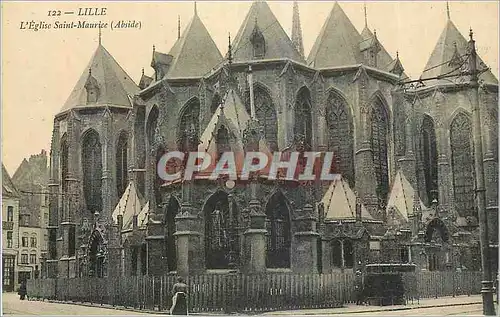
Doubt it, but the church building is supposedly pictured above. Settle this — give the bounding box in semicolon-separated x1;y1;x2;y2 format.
45;1;498;279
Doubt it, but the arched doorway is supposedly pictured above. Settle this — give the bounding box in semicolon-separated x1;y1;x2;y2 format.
88;230;106;278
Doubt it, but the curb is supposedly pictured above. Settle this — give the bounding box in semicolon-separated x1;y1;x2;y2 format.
330;301;482;315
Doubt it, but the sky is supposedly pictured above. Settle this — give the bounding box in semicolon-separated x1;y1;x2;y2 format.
1;1;499;175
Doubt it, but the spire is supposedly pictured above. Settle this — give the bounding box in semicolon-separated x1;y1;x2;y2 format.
364;2;368;28
227;32;233;65
194;1;197;15
291;1;304;58
98;24;102;45
446;1;450;20
178;15;181;39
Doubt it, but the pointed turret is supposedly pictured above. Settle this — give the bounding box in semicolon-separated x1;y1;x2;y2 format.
308;2;364;68
232;1;304;63
60;44;139;113
385;170;425;222
291;1;304;58
421;18;497;86
166;12;223;78
321;176;374;221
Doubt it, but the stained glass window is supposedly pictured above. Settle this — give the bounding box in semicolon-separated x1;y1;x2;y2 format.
343;239;354;268
82;129;102;213
294;89;313;148
248;87;278;151
265;192;291;268
205;192;239;269
370;100;389;205
420;115;438;205
450;113;475;218
116;132;128;198
179;99;200;153
326;92;354;187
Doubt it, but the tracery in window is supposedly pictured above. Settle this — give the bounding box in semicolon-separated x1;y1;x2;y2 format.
450;113;475;218
246;86;278;151
419;115;438;205
250;22;266;58
204;191;239;269
265;191;291;268
179;99;200;153
116;132;128;198
326;91;354;187
82;129;102;212
370;99;389;205
294;88;313;148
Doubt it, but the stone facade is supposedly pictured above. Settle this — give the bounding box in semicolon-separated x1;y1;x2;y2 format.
46;2;498;278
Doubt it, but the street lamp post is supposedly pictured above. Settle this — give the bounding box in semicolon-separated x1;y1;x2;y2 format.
468;28;496;316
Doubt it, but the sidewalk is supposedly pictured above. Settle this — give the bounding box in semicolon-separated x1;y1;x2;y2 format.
265;295;484;315
28;294;488;315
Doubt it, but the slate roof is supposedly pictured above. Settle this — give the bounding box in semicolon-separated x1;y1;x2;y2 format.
307;2;364;68
232;1;304;63
386;170;426;222
321;176;374;221
2;164;20;198
166;13;223;78
12;150;49;190
60;44;139;113
112;181;142;228
420;19;498;86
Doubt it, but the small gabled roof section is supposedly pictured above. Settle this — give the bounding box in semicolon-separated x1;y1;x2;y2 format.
112;181;142;228
307;2;364;68
421;20;498;87
166;13;223;78
139;69;154;90
3;164;20;198
60;44;139;113
386;170;426;222
321;176;374;221
232;1;304;63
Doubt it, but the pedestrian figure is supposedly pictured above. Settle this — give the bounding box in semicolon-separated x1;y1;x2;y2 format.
354;270;365;305
170;277;188;315
17;280;27;300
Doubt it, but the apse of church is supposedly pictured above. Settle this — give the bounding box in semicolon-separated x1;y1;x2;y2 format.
46;1;498;278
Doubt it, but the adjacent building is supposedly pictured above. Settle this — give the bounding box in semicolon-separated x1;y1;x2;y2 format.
13;150;50;281
45;1;498;279
2;164;21;291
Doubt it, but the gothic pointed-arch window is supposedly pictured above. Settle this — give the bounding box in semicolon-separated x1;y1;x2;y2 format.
450;113;475;218
116;132;128;198
82;129;102;212
216;125;231;161
204;191;239;269
370;99;389;205
147;106;159;149
60;136;69;193
179;99;200;153
343;239;354;269
265;192;291;268
165;196;179;272
294;88;313;148
247;86;278;151
419;115;438;205
326;91;354;187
